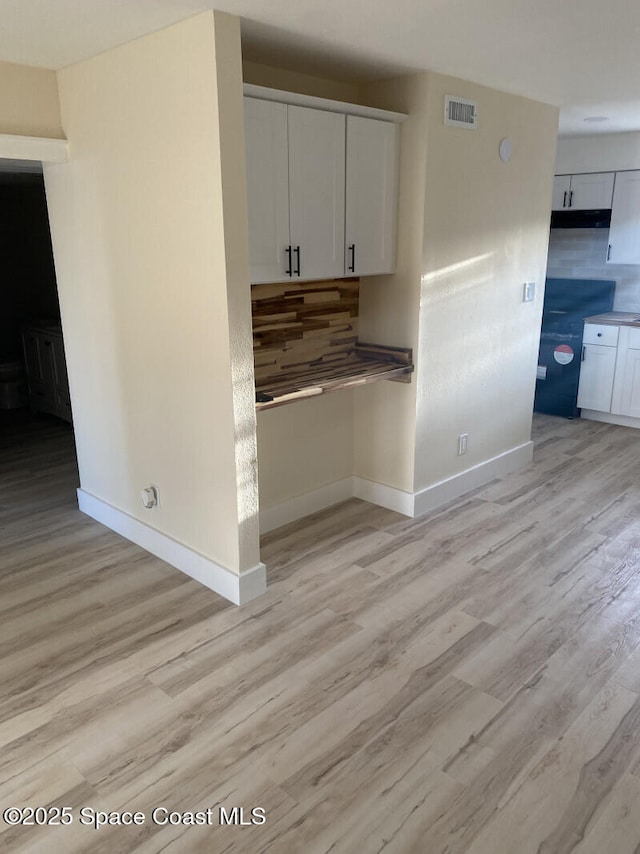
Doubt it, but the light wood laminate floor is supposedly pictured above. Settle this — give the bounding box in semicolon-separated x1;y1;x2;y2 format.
3;412;640;853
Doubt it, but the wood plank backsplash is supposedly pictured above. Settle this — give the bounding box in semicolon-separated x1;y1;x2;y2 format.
252;279;359;383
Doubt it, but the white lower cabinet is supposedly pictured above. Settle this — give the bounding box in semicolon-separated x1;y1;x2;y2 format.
611;347;640;416
611;327;640;417
579;323;640;424
577;344;617;412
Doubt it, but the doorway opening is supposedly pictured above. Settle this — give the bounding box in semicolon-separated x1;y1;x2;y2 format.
0;159;78;483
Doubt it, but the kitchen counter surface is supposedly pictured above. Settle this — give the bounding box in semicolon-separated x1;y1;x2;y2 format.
584;311;640;327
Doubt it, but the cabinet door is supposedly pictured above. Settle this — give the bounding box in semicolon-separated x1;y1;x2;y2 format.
244;98;290;284
345;116;398;277
608;171;640;265
51;335;72;420
577;344;617;412
22;329;44;385
552;176;571;211
39;336;59;407
288;106;345;281
568;172;614;210
611;347;640;417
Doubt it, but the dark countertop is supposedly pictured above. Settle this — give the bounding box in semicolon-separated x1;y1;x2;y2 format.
255;343;413;411
584;312;640;327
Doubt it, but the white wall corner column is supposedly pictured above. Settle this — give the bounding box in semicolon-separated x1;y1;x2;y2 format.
45;12;260;607
212;11;261;575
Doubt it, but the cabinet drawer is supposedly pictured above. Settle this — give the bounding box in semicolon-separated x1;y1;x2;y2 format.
583;324;619;346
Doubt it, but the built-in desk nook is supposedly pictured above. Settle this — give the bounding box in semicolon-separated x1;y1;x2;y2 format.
245;83;414;532
252;279;413;411
245;84;413;414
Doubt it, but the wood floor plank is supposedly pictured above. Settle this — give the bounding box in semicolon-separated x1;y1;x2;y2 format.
571;772;640;854
466;683;640;854
3;411;640;852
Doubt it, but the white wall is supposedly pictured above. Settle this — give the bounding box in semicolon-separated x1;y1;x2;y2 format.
249;65;558;524
414;73;558;492
257;394;354;507
354;73;429;493
243;61;358;104
0;60;62;138
357;72;558;500
44;12;260;589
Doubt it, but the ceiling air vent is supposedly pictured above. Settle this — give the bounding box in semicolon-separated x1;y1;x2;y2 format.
445;95;478;129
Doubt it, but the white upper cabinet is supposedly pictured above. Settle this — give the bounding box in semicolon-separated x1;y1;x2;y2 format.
552;176;571;211
345;116;399;277
569;172;614;210
552;172;614;211
288;106;346;281
243;86;405;284
608;171;640;265
244;98;290;284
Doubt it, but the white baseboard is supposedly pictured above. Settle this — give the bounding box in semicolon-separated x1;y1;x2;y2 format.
413;441;534;516
259;478;354;534
259;441;534;533
77;441;532;602
77;489;265;606
352;476;415;516
581;409;640;429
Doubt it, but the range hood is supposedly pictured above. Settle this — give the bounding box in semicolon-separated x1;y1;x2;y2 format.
550;208;611;229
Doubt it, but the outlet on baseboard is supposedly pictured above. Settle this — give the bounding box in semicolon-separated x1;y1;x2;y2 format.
458;433;469;455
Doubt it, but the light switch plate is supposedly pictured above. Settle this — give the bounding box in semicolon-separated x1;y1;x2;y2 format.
523;282;536;302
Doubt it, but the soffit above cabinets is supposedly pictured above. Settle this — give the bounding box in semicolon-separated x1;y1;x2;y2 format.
243;84;408;124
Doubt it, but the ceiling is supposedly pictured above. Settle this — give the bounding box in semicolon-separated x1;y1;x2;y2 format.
1;0;639;137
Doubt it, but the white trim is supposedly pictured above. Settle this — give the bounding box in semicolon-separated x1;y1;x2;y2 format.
413;441;534;516
0;134;68;163
77;489;265;606
352;476;415;516
259;478;354;534
243;84;407;124
580;409;640;428
259;442;534;532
